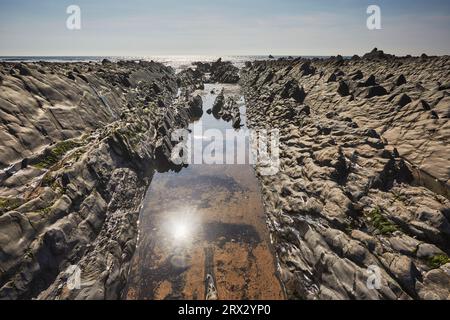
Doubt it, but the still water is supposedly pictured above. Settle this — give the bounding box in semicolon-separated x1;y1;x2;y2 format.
125;84;284;300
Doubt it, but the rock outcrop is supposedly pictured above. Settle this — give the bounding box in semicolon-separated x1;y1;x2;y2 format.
1;51;449;301
0;61;198;299
210;89;241;128
240;51;450;299
193;58;240;84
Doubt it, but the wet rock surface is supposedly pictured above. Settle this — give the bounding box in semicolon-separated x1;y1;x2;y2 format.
240;50;450;299
210;89;242;128
0;61;199;299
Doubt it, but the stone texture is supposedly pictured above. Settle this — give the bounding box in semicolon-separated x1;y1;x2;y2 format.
0;60;198;299
240;51;450;300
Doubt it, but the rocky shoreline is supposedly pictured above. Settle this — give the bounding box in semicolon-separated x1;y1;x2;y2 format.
0;60;204;299
0;51;449;300
240;50;450;299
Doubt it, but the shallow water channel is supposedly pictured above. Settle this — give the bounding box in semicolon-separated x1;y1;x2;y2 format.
125;84;284;300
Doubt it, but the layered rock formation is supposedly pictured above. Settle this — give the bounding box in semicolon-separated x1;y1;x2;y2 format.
193;58;240;83
209;89;242;128
1;51;449;301
240;51;450;299
176;58;240;92
0;61;198;299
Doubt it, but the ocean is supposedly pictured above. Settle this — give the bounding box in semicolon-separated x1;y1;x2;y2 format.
0;55;329;71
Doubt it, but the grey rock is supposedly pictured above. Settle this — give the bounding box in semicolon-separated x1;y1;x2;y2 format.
280;80;306;103
364;85;388;98
393;93;412;107
240;52;450;300
395;74;407;86
416;264;450;299
337;80;350;96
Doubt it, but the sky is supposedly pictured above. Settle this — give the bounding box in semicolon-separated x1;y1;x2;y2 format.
0;0;449;56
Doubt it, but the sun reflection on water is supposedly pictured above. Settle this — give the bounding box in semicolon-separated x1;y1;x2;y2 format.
173;221;189;240
163;207;201;245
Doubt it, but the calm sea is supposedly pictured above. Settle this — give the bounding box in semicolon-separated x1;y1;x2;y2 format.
0;55;329;71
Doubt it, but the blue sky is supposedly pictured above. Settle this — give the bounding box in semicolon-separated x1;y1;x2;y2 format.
0;0;449;56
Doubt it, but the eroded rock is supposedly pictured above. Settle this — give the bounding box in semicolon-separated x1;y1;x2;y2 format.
240;51;450;300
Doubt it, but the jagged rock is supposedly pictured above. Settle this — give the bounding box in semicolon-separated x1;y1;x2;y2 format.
350;70;364;80
240;51;450;300
388;235;420;256
385;254;420;295
393;93;412;107
192;61;211;73
152;82;162;94
207;59;240;83
416;243;445;259
416;264;450;299
67;72;76;80
157;98;166;108
232;116;241;129
78;73;89;83
335;69;345;77
438;82;450;91
363;74;377;87
280;80;306;103
0;60;190;300
418;99;431;110
177;67;204;89
43;228;67;256
337;80;350;96
299;61;315;76
363;48;394;60
187;94;203;119
1;51;449;301
212;89;225;118
15;63;32;76
434;96;450;118
327;73;337;83
430;110;439;119
395;74;407;86
364;85;388;98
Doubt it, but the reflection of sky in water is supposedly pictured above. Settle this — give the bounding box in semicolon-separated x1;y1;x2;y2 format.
187;128;252;165
183;84;253;164
161;208;202;269
162;206;202;248
126;83;284;299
